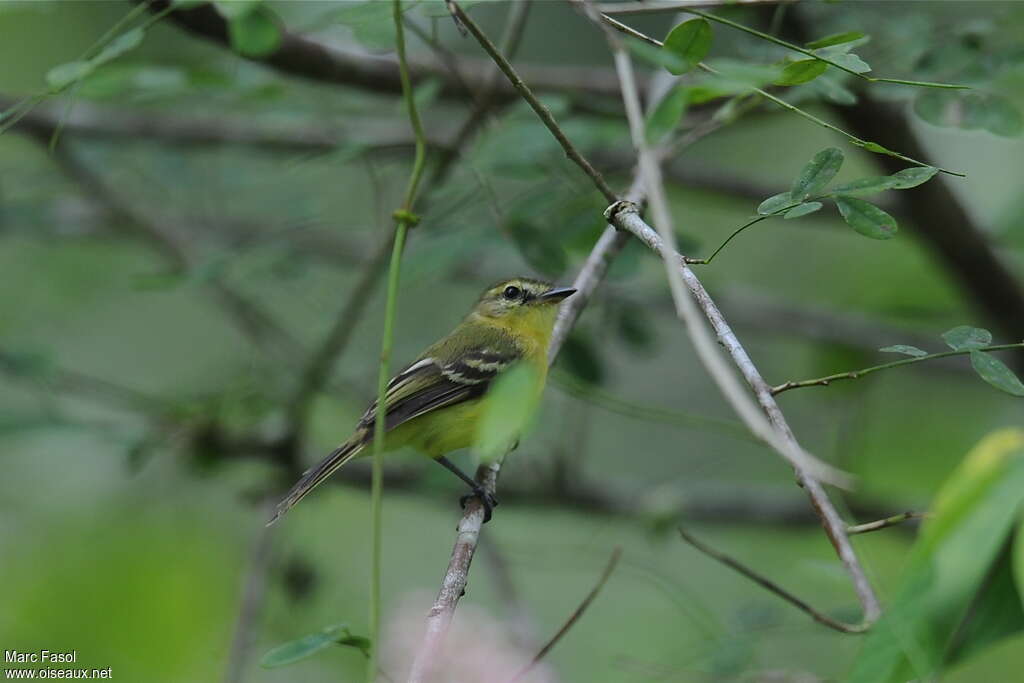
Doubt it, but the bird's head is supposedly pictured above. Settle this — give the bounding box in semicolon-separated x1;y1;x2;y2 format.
472;278;576;324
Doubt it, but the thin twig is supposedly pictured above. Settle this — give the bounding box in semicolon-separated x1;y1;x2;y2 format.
507;547;623;683
448;1;618;204
771;343;1024;395
846;511;924;535
678;528;867;634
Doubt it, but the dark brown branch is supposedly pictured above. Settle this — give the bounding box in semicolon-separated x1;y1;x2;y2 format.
678;527;866;634
137;0;632;104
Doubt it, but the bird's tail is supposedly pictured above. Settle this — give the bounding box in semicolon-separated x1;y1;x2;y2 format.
267;435;366;525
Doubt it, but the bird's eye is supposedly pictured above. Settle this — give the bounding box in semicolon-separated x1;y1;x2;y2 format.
503;285;521;300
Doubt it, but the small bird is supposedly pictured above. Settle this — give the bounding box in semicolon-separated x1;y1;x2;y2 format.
269;278;576;525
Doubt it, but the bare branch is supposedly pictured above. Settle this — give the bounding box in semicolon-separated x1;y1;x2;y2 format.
446;1;881;623
507;547;622;683
407;460;502;683
678;527;867;634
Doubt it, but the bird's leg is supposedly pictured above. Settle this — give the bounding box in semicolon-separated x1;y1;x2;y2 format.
434;456;499;523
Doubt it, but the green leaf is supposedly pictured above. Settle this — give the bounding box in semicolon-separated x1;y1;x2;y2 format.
475;363;543;461
834;196;897;239
849;430;1024;683
890;166;939;189
775;59;827;86
662;18;712;75
805;31;865;49
946;542;1024;664
860;141;891;154
227;7;281;57
326;0;395;49
756;192;798;216
45;27;146;92
970;351;1024;397
91;27;145;66
645;86;689;144
1016;519;1024;609
790;147;843;201
880;344;928;357
260;623;369;669
46;61;94;91
942;325;992;351
783;201;822;219
828;52;872;74
626;37;691;75
829;176;897;197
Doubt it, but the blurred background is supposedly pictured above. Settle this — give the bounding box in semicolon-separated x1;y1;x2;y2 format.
2;1;1023;681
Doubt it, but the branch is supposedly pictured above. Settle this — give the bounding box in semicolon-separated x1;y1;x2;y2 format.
678;527;867;634
406;460;502;683
771;343;1024;395
448;1;618;204
455;1;880;623
136;0;632;105
507;547;622;683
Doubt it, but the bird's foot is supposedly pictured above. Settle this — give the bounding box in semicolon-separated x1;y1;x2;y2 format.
459;487;499;523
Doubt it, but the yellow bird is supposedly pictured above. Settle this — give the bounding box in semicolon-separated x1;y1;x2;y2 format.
269;278;576;525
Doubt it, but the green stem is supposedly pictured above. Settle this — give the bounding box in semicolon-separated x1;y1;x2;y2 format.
366;3;430;681
698;64;964;177
692;214;773;265
686;9;968;90
601;13;964;177
771;343;1024;395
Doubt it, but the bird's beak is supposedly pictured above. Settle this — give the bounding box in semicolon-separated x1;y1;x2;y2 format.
539;287;576;303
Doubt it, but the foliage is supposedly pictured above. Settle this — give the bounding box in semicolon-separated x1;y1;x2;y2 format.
849;430;1024;682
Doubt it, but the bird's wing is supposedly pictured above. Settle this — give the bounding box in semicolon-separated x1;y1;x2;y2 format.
357;337;522;436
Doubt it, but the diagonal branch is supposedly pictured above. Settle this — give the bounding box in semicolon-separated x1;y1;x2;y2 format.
507;547;622;683
678;527;866;634
453;0;881;624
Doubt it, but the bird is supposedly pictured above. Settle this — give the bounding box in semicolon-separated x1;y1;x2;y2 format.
268;277;576;525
